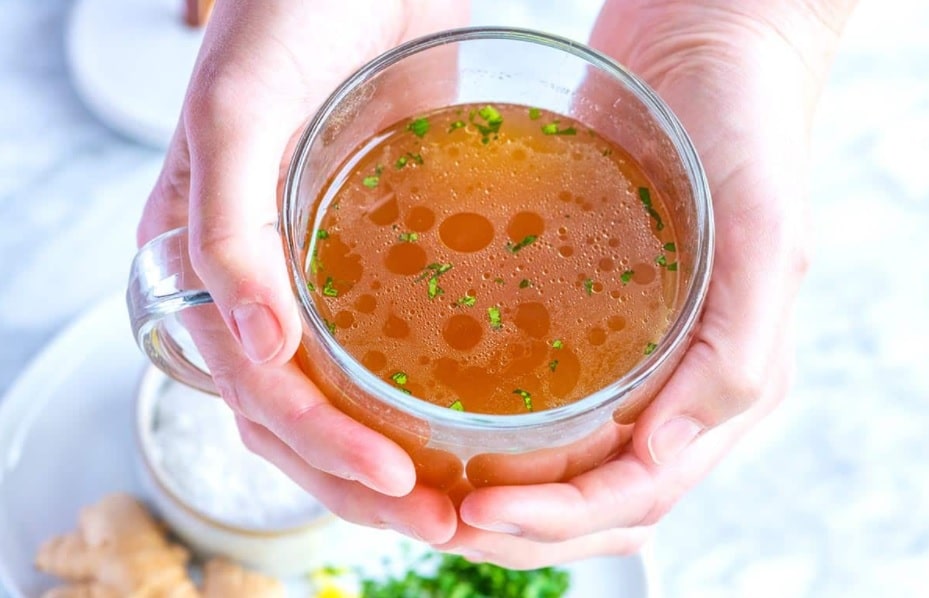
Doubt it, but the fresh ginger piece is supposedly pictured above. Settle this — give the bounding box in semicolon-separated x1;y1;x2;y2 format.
35;533;105;582
78;494;166;550
42;583;119;598
93;544;189;595
201;558;285;598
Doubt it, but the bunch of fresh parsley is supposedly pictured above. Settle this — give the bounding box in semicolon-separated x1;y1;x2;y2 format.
360;553;570;598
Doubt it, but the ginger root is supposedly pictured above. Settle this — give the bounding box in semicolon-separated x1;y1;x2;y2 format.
201;558;285;598
36;493;285;598
36;493;197;598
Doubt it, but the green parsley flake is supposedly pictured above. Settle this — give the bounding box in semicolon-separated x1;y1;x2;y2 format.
488;306;502;330
395;152;424;170
528;107;542;120
310;248;321;274
407;117;430;138
398;232;418;243
638;186;665;231
448;120;466;133
656;254;668;267
494;277;505;285
506;234;538;253
316;229;329;240
519;279;532;289
645;342;658;355
427;275;443;299
663;242;677;252
584;278;595;296
449;400;464;412
457;293;476;307
514;388;533;411
416;262;453;282
391;371;408;386
552;339;564;350
324;319;336;335
541;122;577;136
667;262;679;271
471;105;504;143
549;360;559;372
306;281;316;292
620;269;634;285
322;277;338;297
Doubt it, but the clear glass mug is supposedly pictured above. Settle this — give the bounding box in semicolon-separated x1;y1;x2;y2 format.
128;27;713;495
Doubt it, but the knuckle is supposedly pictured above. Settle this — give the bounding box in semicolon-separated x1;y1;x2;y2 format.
187;227;238;281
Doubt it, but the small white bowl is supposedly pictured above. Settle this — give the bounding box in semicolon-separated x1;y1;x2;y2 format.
134;366;400;577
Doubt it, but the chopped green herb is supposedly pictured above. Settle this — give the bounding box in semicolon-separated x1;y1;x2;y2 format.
541;122;577;136
324;319;336;335
667;262;678;271
620;269;634;285
407;117;430;138
506;234;538;253
362;165;383;188
551;339;564;350
457;293;477;307
416;262;453;282
397;387;412;395
306;281;316;292
584;278;595;296
395;152;424;170
488;306;502;330
528;107;542;120
601;148;613;157
514;388;533;411
638;186;665;231
310;248;321;274
448;119;466;133
519;278;532;289
663;242;677;252
359;552;570;598
645;342;658;355
427;275;443;300
494;277;505;285
391;371;408;386
449;400;464;412
316;229;329;240
398;231;419;243
322;277;338;297
656;254;668;267
471;104;504;143
549;360;559;372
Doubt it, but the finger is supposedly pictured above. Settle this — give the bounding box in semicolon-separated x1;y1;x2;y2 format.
459;454;655;542
436;523;653;570
138;119;192;245
180;300;417;497
235;416;457;544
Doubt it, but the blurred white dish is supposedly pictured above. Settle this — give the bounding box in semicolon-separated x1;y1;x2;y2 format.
0;293;660;597
66;0;203;147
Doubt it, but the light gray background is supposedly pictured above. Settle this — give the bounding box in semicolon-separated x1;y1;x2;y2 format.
1;1;927;596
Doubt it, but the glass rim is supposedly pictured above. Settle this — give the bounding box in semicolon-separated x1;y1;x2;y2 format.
283;26;714;432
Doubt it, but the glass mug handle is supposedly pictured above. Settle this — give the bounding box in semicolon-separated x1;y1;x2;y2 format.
127;226;218;395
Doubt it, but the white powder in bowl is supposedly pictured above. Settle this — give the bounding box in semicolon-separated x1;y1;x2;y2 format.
145;379;326;530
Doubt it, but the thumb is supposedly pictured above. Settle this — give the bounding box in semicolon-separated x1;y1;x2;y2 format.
183;85;303;366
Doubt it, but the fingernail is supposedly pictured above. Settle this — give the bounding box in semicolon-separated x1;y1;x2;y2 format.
474;521;522;535
232;303;283;363
648;417;703;465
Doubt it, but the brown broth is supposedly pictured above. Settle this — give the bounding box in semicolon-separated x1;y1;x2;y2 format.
306;103;678;415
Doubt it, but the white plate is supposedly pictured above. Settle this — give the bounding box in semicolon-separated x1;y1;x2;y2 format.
0;293;659;597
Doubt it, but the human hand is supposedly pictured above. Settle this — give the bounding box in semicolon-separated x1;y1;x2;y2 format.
436;0;857;567
137;1;468;544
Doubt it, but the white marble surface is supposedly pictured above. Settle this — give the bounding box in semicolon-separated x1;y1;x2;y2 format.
1;0;928;596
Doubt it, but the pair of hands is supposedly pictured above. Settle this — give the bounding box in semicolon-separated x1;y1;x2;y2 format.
138;0;852;568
